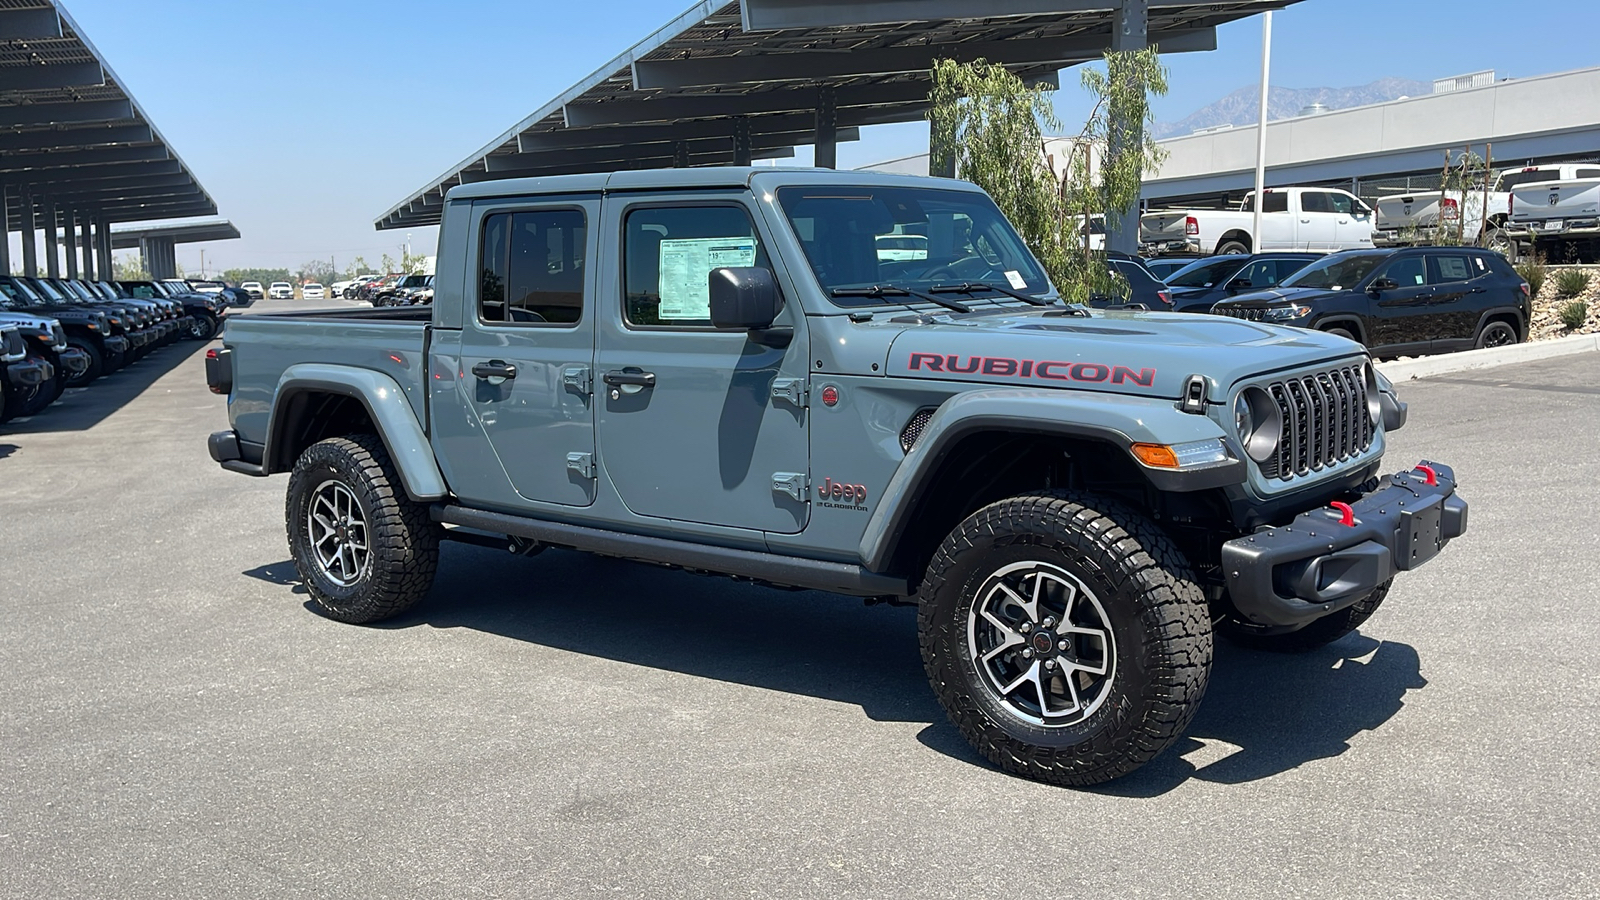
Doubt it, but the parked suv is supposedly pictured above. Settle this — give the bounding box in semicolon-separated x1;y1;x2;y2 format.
1163;253;1319;313
0;276;126;382
1210;247;1529;357
207;168;1468;787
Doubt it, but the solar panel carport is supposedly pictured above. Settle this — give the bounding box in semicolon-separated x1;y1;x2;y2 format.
377;0;1300;254
0;0;224;280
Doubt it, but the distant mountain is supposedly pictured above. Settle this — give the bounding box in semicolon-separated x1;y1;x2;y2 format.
1151;78;1432;139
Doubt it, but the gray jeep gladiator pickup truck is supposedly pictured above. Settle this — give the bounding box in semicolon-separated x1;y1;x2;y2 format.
207;168;1467;786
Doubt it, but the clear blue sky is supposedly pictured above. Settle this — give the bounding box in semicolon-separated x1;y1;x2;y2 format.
51;0;1600;275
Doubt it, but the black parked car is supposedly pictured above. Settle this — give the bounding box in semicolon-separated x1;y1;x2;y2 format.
1210;247;1530;358
1162;253;1320;313
1085;254;1172;310
1144;258;1197;281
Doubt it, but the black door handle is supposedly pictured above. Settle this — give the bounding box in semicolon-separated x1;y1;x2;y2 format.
472;360;518;380
603;370;657;388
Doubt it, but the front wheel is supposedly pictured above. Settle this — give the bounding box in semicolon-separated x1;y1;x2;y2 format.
186;312;219;341
919;492;1212;786
65;338;104;384
286;435;440;624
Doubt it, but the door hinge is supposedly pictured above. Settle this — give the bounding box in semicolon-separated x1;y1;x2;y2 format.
566;452;596;479
772;472;809;502
563;365;593;395
770;377;807;408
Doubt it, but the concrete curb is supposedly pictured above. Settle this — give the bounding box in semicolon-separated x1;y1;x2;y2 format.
1377;333;1600;381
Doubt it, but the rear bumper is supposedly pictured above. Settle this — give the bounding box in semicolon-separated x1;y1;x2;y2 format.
1221;461;1467;627
208;429;266;476
7;356;54;387
1140;238;1201;256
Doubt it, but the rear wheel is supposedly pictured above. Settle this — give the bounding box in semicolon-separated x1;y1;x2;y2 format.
1475;319;1518;349
919;491;1212;786
1216;581;1390;653
186;312;219;341
1216;239;1250;256
286;434;440;624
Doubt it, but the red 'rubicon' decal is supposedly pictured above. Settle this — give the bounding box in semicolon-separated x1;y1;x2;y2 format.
908;353;1156;387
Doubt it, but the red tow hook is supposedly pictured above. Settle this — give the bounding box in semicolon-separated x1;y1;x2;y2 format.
1414;464;1439;486
1329;501;1356;527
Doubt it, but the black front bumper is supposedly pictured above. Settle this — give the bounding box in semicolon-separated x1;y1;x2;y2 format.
104;335;130;354
56;346;90;375
6;356;54;386
1222;461;1468;627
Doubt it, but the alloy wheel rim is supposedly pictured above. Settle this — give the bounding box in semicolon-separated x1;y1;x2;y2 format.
966;560;1116;728
1484;325;1514;347
306;479;370;587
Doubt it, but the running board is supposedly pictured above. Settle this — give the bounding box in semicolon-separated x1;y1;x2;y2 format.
431;504;907;598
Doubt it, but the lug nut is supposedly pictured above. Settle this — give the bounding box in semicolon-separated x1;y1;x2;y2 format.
1058;640;1070;651
1021;648;1034;659
1019;622;1032;633
1041;617;1056;629
1043;659;1057;670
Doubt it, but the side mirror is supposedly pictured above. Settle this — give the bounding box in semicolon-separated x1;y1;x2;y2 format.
709;267;782;331
1226;278;1251;293
1369;277;1398;293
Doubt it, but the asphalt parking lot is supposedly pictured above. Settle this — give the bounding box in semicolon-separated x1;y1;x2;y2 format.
2;302;1596;898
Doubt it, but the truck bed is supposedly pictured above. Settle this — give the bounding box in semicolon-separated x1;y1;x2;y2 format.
221;306;432;453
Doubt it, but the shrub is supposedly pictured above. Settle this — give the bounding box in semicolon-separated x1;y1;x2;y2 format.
1559;300;1589;330
1553;267;1591;299
1515;255;1546;298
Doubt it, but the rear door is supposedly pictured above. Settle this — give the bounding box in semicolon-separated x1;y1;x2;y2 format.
1426;252;1492;351
433;196;600;509
1247;192;1295;250
1367;254;1436;354
1295;191;1340;251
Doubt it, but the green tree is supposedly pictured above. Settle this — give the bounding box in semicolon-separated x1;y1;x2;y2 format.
297;259;338;285
221;267;292;287
929;50;1168;305
113;254;150;281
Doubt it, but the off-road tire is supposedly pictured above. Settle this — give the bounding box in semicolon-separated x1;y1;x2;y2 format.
919;491;1212;786
286;434;439;624
1475;319;1518;349
1216;580;1391;653
186;312;219;341
65;338;103;384
1216;239;1250;256
18;366;63;417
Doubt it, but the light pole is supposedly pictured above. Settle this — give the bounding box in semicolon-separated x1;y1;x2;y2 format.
1252;11;1273;245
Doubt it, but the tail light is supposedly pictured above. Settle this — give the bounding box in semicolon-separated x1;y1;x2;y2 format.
1440;198;1459;220
1519;282;1531;299
1158;289;1172;307
1185;216;1199;236
1508;192;1514;218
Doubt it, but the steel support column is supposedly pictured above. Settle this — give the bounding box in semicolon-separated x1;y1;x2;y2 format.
78;209;93;279
0;184;10;275
732;117;752;166
97;214;112;280
814;87;838;169
1106;0;1148;257
42;196;60;278
20;188;37;275
140;236;177;279
63;207;79;279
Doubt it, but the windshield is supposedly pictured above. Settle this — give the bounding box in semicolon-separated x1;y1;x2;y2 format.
775;185;1050;306
1280;254;1386;290
1;278;42;306
28;278;69;302
1165;257;1246;288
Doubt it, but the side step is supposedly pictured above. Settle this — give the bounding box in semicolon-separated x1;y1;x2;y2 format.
431;504;908;598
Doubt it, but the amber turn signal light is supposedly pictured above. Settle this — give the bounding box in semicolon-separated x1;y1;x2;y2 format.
1130;443;1180;469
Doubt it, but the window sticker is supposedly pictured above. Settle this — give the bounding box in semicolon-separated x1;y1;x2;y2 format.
657;237;757;320
1004;270;1028;290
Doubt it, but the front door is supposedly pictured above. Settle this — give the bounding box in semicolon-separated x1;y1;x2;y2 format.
1367;255;1437;354
594;196;810;534
444;199;599;508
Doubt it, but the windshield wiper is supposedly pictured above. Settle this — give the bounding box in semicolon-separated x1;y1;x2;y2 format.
830;285;971;314
929;282;1052;306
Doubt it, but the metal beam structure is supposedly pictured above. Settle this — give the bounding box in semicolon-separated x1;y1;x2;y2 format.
379;0;1298;231
0;1;230;269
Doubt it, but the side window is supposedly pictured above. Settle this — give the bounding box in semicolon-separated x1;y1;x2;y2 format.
1268;258;1309;283
478;208;586;326
1245;193;1289;214
1235;260;1282;287
1576;168;1600;179
1378;256;1427;287
1429;254;1474;284
1300;192;1331;213
1326;193;1356;215
624;205;769;328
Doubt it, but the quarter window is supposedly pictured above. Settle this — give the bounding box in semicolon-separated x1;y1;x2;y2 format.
624;205;768;328
1429;254;1474;284
479;208;586;325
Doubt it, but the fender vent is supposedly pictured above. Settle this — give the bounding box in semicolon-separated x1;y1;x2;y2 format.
899;408;937;453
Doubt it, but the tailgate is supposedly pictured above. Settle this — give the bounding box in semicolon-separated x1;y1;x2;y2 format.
1512;181;1600;222
1140;211;1190;241
1374;193;1438;231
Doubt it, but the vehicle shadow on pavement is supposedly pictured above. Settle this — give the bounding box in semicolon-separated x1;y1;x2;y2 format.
1;340;208;434
376;543;942;725
1079;636;1428;797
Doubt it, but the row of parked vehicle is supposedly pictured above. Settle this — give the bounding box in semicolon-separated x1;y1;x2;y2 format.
1113;245;1531;358
335;273;434;306
0;276;231;424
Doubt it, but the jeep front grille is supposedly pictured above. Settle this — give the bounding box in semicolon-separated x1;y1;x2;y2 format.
1215;306;1268;322
1259;364;1374;480
900;408;936;453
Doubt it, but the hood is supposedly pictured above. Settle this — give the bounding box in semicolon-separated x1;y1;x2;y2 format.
1213;286;1342;308
0;310;59;331
882;307;1361;399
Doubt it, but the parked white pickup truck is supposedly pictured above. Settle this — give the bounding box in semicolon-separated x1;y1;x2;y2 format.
1505;164;1600;259
1376;165;1598;255
1141;187;1374;257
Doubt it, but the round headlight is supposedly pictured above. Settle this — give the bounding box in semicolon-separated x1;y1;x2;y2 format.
1236;386;1283;463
